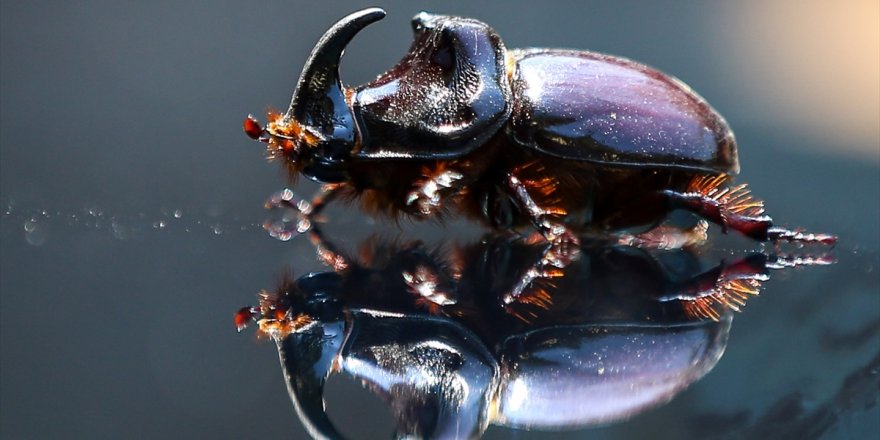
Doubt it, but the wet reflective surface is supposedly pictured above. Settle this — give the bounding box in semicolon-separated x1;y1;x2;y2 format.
1;1;878;439
234;232;842;439
243;236;753;438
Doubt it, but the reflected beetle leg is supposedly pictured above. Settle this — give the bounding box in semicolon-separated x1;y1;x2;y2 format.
501;249;566;322
660;252;834;320
401;263;460;315
617;220;710;250
263;183;348;240
305;224;353;272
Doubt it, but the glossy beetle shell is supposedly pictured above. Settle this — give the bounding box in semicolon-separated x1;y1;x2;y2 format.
350;12;737;173
508;49;739;174
249;236;743;438
495;322;728;428
353;12;511;160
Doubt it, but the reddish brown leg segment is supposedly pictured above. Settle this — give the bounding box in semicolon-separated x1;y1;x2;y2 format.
660;175;836;245
505;174;574;240
617;220;709;250
662;253;834;320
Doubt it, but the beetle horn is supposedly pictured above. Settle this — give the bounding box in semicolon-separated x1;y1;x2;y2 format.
287;8;385;136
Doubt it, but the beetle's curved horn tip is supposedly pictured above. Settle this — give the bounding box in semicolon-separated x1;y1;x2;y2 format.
359;7;386;19
339;7;386;24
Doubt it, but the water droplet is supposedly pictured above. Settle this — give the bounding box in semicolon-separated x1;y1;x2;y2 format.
111;219;129;240
173;209;183;219
24;219;48;246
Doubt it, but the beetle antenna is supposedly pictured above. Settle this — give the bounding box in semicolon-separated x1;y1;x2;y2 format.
234;306;258;332
244;114;269;143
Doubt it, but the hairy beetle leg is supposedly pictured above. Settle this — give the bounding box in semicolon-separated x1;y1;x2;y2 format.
660;176;837;245
505;173;580;264
500;171;579;320
405;164;465;216
263;184;347;240
305;225;352;272
664;191;836;245
501;240;571;322
402;264;459;315
766;227;837;245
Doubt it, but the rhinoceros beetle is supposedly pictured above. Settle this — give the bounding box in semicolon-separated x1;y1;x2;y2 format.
234;235;832;437
244;8;835;249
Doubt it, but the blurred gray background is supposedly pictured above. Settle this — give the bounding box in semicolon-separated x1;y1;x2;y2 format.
1;1;878;439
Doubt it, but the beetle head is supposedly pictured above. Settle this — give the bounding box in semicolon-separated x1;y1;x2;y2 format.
244;8;386;183
235;271;345;338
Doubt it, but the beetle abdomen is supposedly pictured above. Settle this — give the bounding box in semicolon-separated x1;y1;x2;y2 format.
508;49;738;174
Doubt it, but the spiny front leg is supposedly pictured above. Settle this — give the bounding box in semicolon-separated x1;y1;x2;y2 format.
263;183;347;240
665;175;837;245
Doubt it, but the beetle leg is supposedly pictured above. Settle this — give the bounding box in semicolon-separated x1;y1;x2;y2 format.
263;184;347;240
402;264;459;315
505;173;580;264
304;225;353;272
617;220;709;250
660;253;834;320
661;175;836;244
497;170;579;319
405;163;465;216
501;247;566;322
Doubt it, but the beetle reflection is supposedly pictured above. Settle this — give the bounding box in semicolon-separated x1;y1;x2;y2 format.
236;235;830;439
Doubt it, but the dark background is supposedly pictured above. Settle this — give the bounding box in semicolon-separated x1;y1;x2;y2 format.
1;1;877;439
